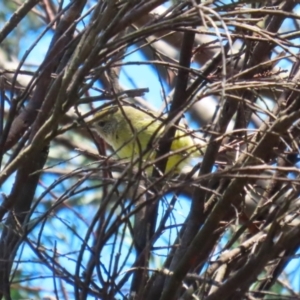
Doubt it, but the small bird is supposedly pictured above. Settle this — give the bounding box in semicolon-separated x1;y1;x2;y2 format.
88;105;202;174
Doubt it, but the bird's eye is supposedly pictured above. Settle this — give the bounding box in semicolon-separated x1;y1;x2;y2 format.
98;121;106;127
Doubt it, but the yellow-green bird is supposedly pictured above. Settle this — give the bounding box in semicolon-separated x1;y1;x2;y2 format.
88;105;202;174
